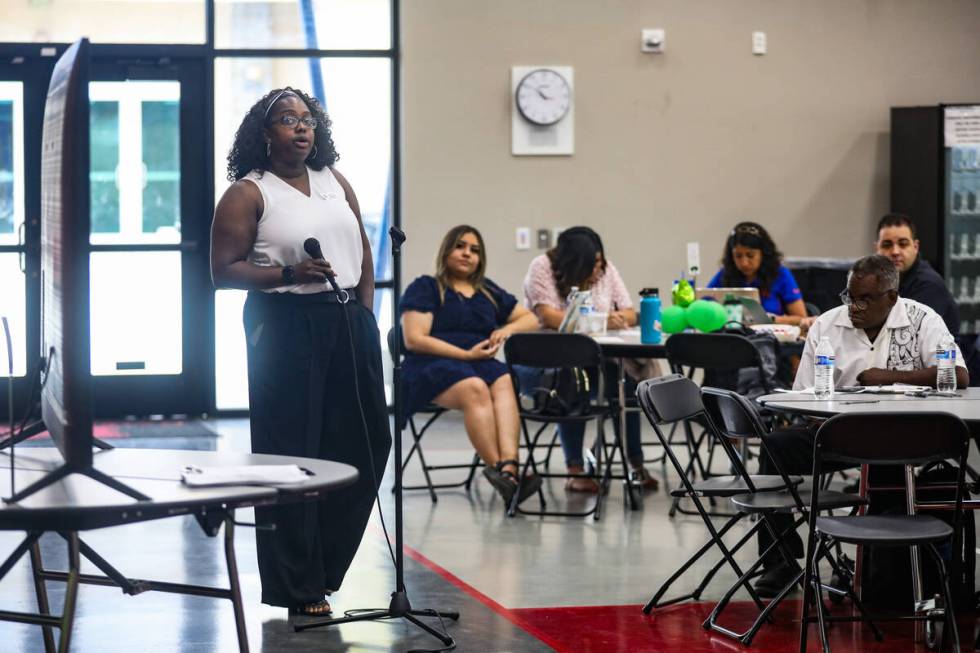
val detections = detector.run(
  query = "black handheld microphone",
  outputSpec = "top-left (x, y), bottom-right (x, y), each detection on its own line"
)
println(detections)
top-left (303, 237), bottom-right (343, 293)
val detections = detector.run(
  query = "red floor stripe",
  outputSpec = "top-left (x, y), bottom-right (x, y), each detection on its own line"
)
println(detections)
top-left (400, 541), bottom-right (571, 651)
top-left (397, 539), bottom-right (977, 652)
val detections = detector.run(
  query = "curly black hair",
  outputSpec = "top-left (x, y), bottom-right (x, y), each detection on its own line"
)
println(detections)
top-left (719, 221), bottom-right (783, 292)
top-left (226, 87), bottom-right (339, 182)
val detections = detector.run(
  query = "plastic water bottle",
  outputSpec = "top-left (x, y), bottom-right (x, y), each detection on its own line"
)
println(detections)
top-left (814, 336), bottom-right (835, 400)
top-left (640, 288), bottom-right (662, 344)
top-left (936, 335), bottom-right (958, 393)
top-left (566, 286), bottom-right (579, 306)
top-left (576, 291), bottom-right (593, 334)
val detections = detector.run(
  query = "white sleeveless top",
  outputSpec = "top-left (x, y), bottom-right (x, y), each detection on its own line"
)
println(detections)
top-left (244, 166), bottom-right (363, 294)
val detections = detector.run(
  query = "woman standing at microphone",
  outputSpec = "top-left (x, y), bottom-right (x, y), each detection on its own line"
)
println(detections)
top-left (210, 87), bottom-right (391, 617)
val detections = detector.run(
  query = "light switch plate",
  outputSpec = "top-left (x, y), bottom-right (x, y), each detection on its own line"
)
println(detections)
top-left (752, 31), bottom-right (767, 55)
top-left (516, 227), bottom-right (531, 250)
top-left (536, 229), bottom-right (552, 249)
top-left (687, 242), bottom-right (701, 277)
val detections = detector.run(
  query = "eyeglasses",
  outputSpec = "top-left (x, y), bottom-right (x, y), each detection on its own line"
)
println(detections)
top-left (273, 114), bottom-right (317, 129)
top-left (839, 288), bottom-right (891, 311)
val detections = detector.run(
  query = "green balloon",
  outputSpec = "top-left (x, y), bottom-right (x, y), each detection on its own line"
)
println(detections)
top-left (661, 305), bottom-right (688, 334)
top-left (704, 300), bottom-right (728, 332)
top-left (686, 300), bottom-right (727, 333)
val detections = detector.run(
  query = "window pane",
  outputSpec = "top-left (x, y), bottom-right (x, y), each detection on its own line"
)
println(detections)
top-left (90, 101), bottom-right (120, 235)
top-left (214, 289), bottom-right (248, 410)
top-left (213, 288), bottom-right (393, 410)
top-left (0, 82), bottom-right (24, 246)
top-left (0, 255), bottom-right (26, 377)
top-left (90, 252), bottom-right (182, 376)
top-left (215, 0), bottom-right (390, 50)
top-left (142, 101), bottom-right (181, 235)
top-left (1, 1), bottom-right (205, 44)
top-left (213, 58), bottom-right (392, 279)
top-left (90, 82), bottom-right (182, 245)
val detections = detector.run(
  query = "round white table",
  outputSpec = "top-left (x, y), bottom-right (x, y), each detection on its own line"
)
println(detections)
top-left (758, 387), bottom-right (980, 422)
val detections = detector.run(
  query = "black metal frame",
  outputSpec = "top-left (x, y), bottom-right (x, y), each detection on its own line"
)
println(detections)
top-left (635, 375), bottom-right (769, 615)
top-left (0, 0), bottom-right (401, 419)
top-left (384, 328), bottom-right (481, 502)
top-left (400, 409), bottom-right (482, 502)
top-left (800, 412), bottom-right (970, 653)
top-left (503, 333), bottom-right (620, 520)
top-left (697, 387), bottom-right (868, 646)
top-left (0, 511), bottom-right (249, 653)
top-left (663, 332), bottom-right (774, 517)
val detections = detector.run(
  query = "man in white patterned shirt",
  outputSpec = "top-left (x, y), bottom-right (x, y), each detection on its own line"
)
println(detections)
top-left (754, 254), bottom-right (968, 598)
top-left (795, 255), bottom-right (967, 390)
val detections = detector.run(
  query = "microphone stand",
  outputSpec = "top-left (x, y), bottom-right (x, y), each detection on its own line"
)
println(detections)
top-left (295, 226), bottom-right (458, 648)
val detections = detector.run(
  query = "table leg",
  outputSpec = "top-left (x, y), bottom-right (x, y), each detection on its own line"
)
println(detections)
top-left (58, 533), bottom-right (80, 653)
top-left (905, 464), bottom-right (931, 645)
top-left (617, 357), bottom-right (640, 509)
top-left (29, 537), bottom-right (55, 653)
top-left (223, 516), bottom-right (250, 653)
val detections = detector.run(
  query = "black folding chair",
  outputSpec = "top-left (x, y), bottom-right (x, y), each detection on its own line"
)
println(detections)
top-left (700, 387), bottom-right (868, 646)
top-left (504, 332), bottom-right (619, 519)
top-left (387, 328), bottom-right (481, 503)
top-left (801, 412), bottom-right (970, 652)
top-left (636, 374), bottom-right (796, 613)
top-left (664, 332), bottom-right (775, 516)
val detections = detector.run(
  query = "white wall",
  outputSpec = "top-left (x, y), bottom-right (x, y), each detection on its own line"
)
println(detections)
top-left (402, 0), bottom-right (980, 298)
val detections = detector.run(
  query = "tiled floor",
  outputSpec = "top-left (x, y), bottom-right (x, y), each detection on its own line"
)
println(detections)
top-left (0, 413), bottom-right (976, 651)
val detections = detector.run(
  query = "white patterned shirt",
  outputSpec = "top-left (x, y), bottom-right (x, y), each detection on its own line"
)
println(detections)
top-left (793, 298), bottom-right (965, 390)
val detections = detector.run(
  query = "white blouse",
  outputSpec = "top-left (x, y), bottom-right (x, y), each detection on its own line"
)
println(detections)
top-left (244, 166), bottom-right (363, 293)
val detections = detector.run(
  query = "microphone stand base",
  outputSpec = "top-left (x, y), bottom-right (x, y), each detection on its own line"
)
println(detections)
top-left (293, 591), bottom-right (459, 647)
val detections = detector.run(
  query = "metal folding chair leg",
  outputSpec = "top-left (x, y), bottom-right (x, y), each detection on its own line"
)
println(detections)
top-left (924, 543), bottom-right (960, 652)
top-left (643, 512), bottom-right (762, 611)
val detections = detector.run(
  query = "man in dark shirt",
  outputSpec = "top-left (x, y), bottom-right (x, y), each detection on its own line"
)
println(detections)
top-left (875, 213), bottom-right (980, 386)
top-left (875, 213), bottom-right (960, 334)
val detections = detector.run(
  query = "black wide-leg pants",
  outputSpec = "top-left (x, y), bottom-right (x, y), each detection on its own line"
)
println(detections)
top-left (243, 291), bottom-right (392, 608)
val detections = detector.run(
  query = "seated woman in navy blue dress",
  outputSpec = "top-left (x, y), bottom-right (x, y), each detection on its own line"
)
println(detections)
top-left (401, 225), bottom-right (542, 505)
top-left (707, 221), bottom-right (808, 325)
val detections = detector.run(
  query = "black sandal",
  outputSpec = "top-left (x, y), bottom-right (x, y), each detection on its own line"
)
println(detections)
top-left (289, 598), bottom-right (332, 617)
top-left (482, 459), bottom-right (519, 505)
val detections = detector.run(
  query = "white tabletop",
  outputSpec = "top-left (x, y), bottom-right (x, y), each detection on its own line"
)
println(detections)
top-left (0, 448), bottom-right (359, 530)
top-left (758, 387), bottom-right (980, 422)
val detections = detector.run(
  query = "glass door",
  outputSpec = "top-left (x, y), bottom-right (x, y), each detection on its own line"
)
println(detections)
top-left (88, 57), bottom-right (210, 416)
top-left (0, 57), bottom-right (50, 423)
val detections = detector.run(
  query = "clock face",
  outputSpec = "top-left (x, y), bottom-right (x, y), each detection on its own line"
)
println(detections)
top-left (515, 68), bottom-right (571, 126)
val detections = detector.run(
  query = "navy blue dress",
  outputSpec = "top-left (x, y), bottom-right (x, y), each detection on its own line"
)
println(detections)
top-left (400, 275), bottom-right (518, 420)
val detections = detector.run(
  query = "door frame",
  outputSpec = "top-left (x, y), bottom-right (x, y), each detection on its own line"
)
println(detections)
top-left (0, 53), bottom-right (56, 423)
top-left (87, 54), bottom-right (212, 417)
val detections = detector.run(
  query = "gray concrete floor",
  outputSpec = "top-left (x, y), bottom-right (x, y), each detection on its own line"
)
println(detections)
top-left (4, 411), bottom-right (951, 652)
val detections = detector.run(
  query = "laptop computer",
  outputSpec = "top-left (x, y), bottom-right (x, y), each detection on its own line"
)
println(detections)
top-left (695, 287), bottom-right (772, 326)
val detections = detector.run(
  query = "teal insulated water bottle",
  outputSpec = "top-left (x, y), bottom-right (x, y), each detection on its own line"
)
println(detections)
top-left (640, 288), bottom-right (662, 344)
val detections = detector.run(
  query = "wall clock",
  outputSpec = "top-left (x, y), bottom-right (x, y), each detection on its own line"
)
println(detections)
top-left (511, 65), bottom-right (574, 156)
